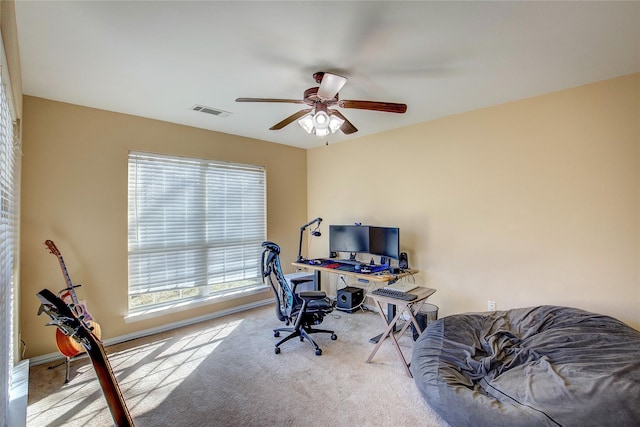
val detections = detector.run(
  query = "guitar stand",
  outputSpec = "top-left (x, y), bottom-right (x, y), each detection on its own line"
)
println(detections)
top-left (48, 356), bottom-right (72, 383)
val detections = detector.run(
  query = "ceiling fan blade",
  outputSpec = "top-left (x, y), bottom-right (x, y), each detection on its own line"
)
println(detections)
top-left (330, 110), bottom-right (358, 135)
top-left (269, 108), bottom-right (313, 130)
top-left (317, 73), bottom-right (347, 99)
top-left (236, 97), bottom-right (306, 104)
top-left (338, 100), bottom-right (407, 114)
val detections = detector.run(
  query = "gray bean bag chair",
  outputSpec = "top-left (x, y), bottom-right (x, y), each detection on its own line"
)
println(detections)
top-left (411, 305), bottom-right (640, 427)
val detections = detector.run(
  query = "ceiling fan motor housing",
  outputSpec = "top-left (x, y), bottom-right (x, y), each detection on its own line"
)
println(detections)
top-left (304, 87), bottom-right (339, 104)
top-left (313, 72), bottom-right (325, 83)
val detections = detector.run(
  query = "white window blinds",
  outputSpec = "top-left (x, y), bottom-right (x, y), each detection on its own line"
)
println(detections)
top-left (127, 152), bottom-right (266, 311)
top-left (0, 38), bottom-right (17, 426)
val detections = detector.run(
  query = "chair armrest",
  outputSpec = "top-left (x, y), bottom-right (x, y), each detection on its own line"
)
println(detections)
top-left (298, 291), bottom-right (327, 301)
top-left (290, 278), bottom-right (314, 293)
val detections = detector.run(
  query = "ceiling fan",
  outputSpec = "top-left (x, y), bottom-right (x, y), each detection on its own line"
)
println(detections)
top-left (236, 72), bottom-right (407, 137)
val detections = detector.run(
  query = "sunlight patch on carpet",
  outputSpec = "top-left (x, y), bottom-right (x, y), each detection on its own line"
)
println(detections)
top-left (27, 319), bottom-right (243, 426)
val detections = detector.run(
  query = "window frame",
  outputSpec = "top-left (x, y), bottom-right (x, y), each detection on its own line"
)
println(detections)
top-left (127, 151), bottom-right (268, 317)
top-left (0, 31), bottom-right (19, 426)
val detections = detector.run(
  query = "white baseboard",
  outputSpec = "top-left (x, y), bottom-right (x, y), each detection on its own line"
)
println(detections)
top-left (29, 298), bottom-right (273, 366)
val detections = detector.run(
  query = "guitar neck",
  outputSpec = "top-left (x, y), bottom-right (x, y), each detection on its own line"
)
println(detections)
top-left (45, 240), bottom-right (78, 301)
top-left (86, 338), bottom-right (135, 427)
top-left (57, 255), bottom-right (72, 286)
top-left (56, 253), bottom-right (80, 304)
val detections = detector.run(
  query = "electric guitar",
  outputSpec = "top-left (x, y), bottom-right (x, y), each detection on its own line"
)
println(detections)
top-left (44, 239), bottom-right (102, 358)
top-left (37, 288), bottom-right (135, 427)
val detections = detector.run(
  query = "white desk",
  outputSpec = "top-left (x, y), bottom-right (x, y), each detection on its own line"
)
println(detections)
top-left (366, 286), bottom-right (437, 377)
top-left (292, 259), bottom-right (420, 335)
top-left (291, 260), bottom-right (418, 291)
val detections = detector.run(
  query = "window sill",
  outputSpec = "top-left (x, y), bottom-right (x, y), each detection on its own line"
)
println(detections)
top-left (125, 284), bottom-right (270, 323)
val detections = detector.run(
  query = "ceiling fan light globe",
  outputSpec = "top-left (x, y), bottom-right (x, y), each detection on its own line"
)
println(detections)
top-left (297, 113), bottom-right (314, 134)
top-left (328, 114), bottom-right (345, 133)
top-left (312, 111), bottom-right (330, 130)
top-left (297, 107), bottom-right (344, 137)
top-left (314, 127), bottom-right (330, 137)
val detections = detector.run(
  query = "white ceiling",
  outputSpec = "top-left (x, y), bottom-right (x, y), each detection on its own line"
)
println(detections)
top-left (14, 1), bottom-right (640, 149)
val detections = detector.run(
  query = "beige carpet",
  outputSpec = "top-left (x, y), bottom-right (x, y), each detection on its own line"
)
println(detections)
top-left (27, 304), bottom-right (449, 426)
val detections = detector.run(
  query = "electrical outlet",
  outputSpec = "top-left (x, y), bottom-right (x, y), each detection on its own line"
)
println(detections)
top-left (487, 300), bottom-right (496, 311)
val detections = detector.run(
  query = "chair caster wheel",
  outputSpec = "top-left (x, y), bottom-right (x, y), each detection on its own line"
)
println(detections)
top-left (275, 347), bottom-right (281, 354)
top-left (299, 336), bottom-right (304, 341)
top-left (274, 331), bottom-right (280, 337)
top-left (315, 349), bottom-right (322, 356)
top-left (331, 334), bottom-right (337, 340)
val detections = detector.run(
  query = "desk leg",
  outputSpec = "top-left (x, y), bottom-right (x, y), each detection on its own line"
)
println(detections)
top-left (369, 303), bottom-right (398, 344)
top-left (366, 300), bottom-right (412, 377)
top-left (314, 270), bottom-right (321, 291)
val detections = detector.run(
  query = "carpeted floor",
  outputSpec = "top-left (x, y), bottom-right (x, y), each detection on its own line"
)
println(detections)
top-left (27, 304), bottom-right (449, 426)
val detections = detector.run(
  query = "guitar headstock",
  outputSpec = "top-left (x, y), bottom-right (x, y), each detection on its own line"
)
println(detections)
top-left (37, 288), bottom-right (96, 350)
top-left (44, 240), bottom-right (61, 257)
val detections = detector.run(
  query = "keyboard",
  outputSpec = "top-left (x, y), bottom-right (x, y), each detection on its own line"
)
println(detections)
top-left (318, 259), bottom-right (387, 273)
top-left (371, 287), bottom-right (417, 301)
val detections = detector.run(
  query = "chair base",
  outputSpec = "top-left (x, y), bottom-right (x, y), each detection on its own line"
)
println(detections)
top-left (274, 325), bottom-right (337, 356)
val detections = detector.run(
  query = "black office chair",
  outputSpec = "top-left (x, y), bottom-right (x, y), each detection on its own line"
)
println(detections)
top-left (261, 241), bottom-right (337, 355)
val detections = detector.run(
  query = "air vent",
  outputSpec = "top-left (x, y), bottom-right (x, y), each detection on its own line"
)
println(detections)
top-left (191, 104), bottom-right (232, 118)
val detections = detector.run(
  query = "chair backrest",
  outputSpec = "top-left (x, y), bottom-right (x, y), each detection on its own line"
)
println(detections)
top-left (261, 241), bottom-right (298, 322)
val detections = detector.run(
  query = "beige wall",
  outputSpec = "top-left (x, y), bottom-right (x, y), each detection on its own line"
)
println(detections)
top-left (307, 73), bottom-right (640, 329)
top-left (20, 97), bottom-right (309, 358)
top-left (19, 74), bottom-right (640, 359)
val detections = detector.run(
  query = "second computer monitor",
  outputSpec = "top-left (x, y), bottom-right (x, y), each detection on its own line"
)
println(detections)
top-left (369, 226), bottom-right (400, 260)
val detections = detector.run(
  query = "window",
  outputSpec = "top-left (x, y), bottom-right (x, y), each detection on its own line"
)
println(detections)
top-left (128, 152), bottom-right (266, 313)
top-left (0, 35), bottom-right (18, 426)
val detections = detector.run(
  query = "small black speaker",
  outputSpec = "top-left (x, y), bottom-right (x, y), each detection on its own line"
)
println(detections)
top-left (399, 252), bottom-right (409, 269)
top-left (336, 286), bottom-right (364, 313)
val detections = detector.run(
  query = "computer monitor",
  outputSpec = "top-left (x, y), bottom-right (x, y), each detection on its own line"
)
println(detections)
top-left (369, 226), bottom-right (400, 260)
top-left (329, 225), bottom-right (370, 256)
top-left (329, 225), bottom-right (401, 260)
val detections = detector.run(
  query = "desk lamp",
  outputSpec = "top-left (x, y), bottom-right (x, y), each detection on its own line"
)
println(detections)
top-left (296, 217), bottom-right (322, 262)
